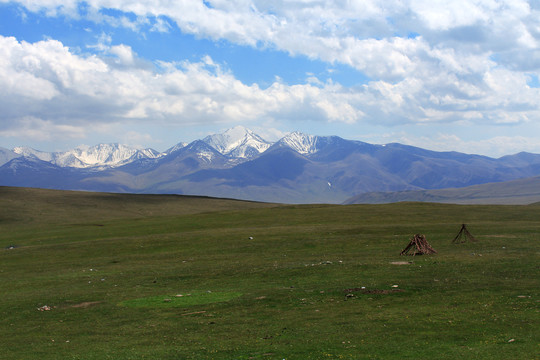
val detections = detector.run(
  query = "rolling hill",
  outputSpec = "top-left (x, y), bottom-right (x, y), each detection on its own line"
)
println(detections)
top-left (343, 175), bottom-right (540, 205)
top-left (0, 186), bottom-right (538, 359)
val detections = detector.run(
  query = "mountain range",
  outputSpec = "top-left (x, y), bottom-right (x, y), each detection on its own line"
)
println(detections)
top-left (2, 125), bottom-right (540, 204)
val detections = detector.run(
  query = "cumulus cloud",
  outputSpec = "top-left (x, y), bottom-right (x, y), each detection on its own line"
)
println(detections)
top-left (6, 1), bottom-right (539, 63)
top-left (6, 2), bottom-right (539, 88)
top-left (2, 0), bottom-right (540, 155)
top-left (0, 35), bottom-right (369, 138)
top-left (1, 31), bottom-right (539, 142)
top-left (0, 116), bottom-right (86, 141)
top-left (109, 44), bottom-right (136, 66)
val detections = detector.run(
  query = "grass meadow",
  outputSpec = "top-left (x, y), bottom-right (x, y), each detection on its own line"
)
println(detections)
top-left (0, 187), bottom-right (538, 359)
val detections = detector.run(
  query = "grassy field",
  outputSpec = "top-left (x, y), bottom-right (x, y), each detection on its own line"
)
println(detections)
top-left (0, 187), bottom-right (538, 359)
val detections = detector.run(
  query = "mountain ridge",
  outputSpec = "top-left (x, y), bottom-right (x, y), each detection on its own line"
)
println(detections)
top-left (2, 127), bottom-right (540, 204)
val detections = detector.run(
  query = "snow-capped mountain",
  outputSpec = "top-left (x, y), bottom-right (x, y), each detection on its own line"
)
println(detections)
top-left (274, 131), bottom-right (322, 155)
top-left (202, 125), bottom-right (272, 158)
top-left (4, 126), bottom-right (540, 204)
top-left (13, 147), bottom-right (53, 162)
top-left (165, 142), bottom-right (188, 154)
top-left (7, 127), bottom-right (299, 170)
top-left (0, 147), bottom-right (22, 166)
top-left (13, 144), bottom-right (162, 169)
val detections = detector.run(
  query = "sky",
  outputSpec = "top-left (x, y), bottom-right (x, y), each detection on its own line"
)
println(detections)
top-left (0, 1), bottom-right (539, 157)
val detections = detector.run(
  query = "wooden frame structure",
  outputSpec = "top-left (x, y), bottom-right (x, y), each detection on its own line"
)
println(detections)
top-left (400, 234), bottom-right (437, 256)
top-left (452, 224), bottom-right (476, 243)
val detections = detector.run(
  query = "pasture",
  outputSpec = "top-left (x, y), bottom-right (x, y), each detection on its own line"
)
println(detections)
top-left (0, 187), bottom-right (538, 359)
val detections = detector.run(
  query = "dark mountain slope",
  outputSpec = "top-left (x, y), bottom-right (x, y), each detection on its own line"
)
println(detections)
top-left (343, 175), bottom-right (540, 205)
top-left (185, 147), bottom-right (310, 187)
top-left (0, 157), bottom-right (85, 190)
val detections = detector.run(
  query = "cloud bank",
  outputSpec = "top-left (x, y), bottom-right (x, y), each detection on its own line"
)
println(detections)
top-left (0, 0), bottom-right (539, 156)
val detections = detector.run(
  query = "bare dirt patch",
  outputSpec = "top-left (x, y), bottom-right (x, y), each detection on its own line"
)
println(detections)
top-left (69, 301), bottom-right (102, 308)
top-left (344, 288), bottom-right (404, 295)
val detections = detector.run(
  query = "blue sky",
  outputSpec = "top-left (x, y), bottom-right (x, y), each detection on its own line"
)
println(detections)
top-left (0, 0), bottom-right (539, 157)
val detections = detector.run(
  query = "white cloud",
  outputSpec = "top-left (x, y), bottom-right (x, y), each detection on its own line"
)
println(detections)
top-left (6, 1), bottom-right (540, 76)
top-left (0, 37), bottom-right (59, 100)
top-left (109, 44), bottom-right (135, 66)
top-left (409, 0), bottom-right (494, 30)
top-left (0, 116), bottom-right (86, 141)
top-left (0, 35), bottom-right (374, 138)
top-left (120, 130), bottom-right (158, 148)
top-left (2, 1), bottom-right (540, 156)
top-left (2, 0), bottom-right (80, 17)
top-left (2, 33), bottom-right (539, 148)
top-left (150, 16), bottom-right (172, 33)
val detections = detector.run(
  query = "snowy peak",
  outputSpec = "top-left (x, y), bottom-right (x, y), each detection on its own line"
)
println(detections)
top-left (0, 147), bottom-right (22, 166)
top-left (276, 131), bottom-right (321, 155)
top-left (13, 146), bottom-right (59, 164)
top-left (14, 144), bottom-right (162, 168)
top-left (203, 126), bottom-right (272, 158)
top-left (162, 140), bottom-right (232, 168)
top-left (13, 146), bottom-right (53, 161)
top-left (165, 142), bottom-right (187, 154)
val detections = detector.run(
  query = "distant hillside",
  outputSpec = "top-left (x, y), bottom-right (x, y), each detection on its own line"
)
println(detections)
top-left (0, 186), bottom-right (278, 226)
top-left (343, 175), bottom-right (540, 205)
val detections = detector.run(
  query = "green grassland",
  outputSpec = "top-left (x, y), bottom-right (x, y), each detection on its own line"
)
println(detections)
top-left (0, 187), bottom-right (538, 359)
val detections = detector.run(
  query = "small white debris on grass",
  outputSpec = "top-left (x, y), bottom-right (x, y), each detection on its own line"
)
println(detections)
top-left (392, 285), bottom-right (399, 288)
top-left (508, 338), bottom-right (515, 343)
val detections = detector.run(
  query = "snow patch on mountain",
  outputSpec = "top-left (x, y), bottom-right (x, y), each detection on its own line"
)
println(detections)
top-left (183, 140), bottom-right (222, 164)
top-left (13, 147), bottom-right (54, 162)
top-left (203, 125), bottom-right (272, 158)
